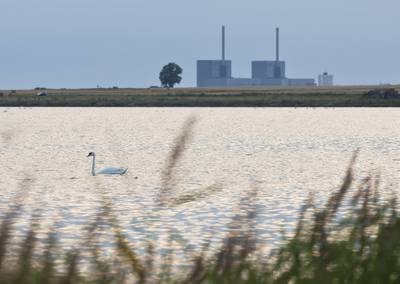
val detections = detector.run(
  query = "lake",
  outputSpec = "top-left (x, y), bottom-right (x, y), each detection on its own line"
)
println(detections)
top-left (1, 107), bottom-right (400, 254)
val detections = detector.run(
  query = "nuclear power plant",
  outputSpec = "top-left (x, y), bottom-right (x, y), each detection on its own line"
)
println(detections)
top-left (197, 26), bottom-right (315, 88)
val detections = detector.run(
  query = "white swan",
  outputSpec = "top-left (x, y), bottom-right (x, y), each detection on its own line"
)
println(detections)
top-left (87, 152), bottom-right (128, 176)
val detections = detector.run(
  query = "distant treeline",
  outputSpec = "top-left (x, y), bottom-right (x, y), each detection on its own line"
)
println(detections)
top-left (1, 86), bottom-right (400, 107)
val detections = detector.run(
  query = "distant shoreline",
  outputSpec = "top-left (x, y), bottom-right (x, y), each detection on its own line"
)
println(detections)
top-left (1, 85), bottom-right (400, 107)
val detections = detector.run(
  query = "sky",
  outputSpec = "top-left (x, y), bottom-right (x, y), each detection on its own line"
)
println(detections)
top-left (1, 0), bottom-right (400, 89)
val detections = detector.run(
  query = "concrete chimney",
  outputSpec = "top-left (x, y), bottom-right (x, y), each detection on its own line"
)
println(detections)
top-left (222, 26), bottom-right (225, 61)
top-left (222, 25), bottom-right (225, 61)
top-left (275, 27), bottom-right (280, 61)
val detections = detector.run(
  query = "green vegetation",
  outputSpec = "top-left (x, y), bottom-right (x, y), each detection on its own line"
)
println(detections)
top-left (1, 85), bottom-right (400, 107)
top-left (159, 63), bottom-right (183, 88)
top-left (1, 120), bottom-right (400, 283)
top-left (1, 154), bottom-right (400, 283)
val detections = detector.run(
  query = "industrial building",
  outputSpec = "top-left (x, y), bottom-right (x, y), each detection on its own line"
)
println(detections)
top-left (318, 72), bottom-right (334, 86)
top-left (197, 26), bottom-right (315, 88)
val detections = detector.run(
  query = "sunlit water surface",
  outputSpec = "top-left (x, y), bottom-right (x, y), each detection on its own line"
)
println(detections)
top-left (1, 107), bottom-right (400, 257)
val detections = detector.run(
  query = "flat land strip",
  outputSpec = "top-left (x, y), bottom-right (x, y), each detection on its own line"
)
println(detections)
top-left (1, 85), bottom-right (400, 107)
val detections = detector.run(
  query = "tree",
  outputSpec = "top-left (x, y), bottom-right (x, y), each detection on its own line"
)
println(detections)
top-left (159, 63), bottom-right (183, 88)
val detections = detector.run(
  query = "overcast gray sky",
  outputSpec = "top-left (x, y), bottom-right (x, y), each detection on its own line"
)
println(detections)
top-left (1, 0), bottom-right (399, 89)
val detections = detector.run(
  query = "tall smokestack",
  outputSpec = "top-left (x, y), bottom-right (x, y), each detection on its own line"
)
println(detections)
top-left (222, 25), bottom-right (225, 61)
top-left (275, 27), bottom-right (280, 61)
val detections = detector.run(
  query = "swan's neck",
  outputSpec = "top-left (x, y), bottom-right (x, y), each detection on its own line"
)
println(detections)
top-left (91, 156), bottom-right (96, 176)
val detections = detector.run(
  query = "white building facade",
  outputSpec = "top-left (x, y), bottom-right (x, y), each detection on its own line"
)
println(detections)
top-left (318, 72), bottom-right (334, 86)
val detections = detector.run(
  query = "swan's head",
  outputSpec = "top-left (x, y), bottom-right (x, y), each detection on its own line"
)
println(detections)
top-left (87, 152), bottom-right (95, 158)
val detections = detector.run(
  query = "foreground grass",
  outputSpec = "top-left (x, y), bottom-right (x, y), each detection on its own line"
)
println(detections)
top-left (1, 85), bottom-right (400, 107)
top-left (1, 119), bottom-right (400, 283)
top-left (1, 158), bottom-right (400, 283)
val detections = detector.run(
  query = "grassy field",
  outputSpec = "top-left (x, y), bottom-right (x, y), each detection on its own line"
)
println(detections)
top-left (1, 85), bottom-right (400, 107)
